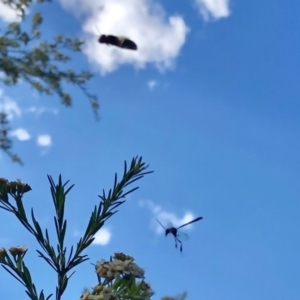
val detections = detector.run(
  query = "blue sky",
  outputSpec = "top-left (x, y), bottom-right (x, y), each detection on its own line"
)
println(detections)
top-left (1, 0), bottom-right (300, 299)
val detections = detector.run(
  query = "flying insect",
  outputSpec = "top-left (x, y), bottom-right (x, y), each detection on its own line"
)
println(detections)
top-left (98, 34), bottom-right (138, 50)
top-left (156, 216), bottom-right (203, 253)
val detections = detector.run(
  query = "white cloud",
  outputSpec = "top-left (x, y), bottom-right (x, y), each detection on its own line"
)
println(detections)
top-left (37, 134), bottom-right (52, 147)
top-left (10, 128), bottom-right (31, 141)
top-left (59, 0), bottom-right (189, 74)
top-left (0, 237), bottom-right (9, 245)
top-left (25, 106), bottom-right (59, 116)
top-left (139, 199), bottom-right (200, 235)
top-left (147, 80), bottom-right (158, 91)
top-left (73, 230), bottom-right (81, 237)
top-left (0, 2), bottom-right (22, 22)
top-left (0, 88), bottom-right (22, 120)
top-left (195, 0), bottom-right (230, 21)
top-left (92, 228), bottom-right (111, 245)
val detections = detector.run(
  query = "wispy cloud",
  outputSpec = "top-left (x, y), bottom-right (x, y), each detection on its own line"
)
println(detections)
top-left (73, 227), bottom-right (111, 246)
top-left (92, 228), bottom-right (112, 245)
top-left (195, 0), bottom-right (231, 21)
top-left (139, 199), bottom-right (200, 234)
top-left (36, 134), bottom-right (52, 147)
top-left (59, 0), bottom-right (189, 74)
top-left (25, 106), bottom-right (59, 117)
top-left (0, 237), bottom-right (10, 245)
top-left (0, 88), bottom-right (22, 120)
top-left (10, 128), bottom-right (31, 141)
top-left (147, 80), bottom-right (158, 91)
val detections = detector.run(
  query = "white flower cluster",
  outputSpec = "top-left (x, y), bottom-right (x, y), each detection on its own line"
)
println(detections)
top-left (96, 254), bottom-right (145, 279)
top-left (80, 252), bottom-right (153, 300)
top-left (81, 287), bottom-right (115, 300)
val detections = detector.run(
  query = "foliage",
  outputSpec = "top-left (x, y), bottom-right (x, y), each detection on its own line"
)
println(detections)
top-left (161, 292), bottom-right (187, 300)
top-left (2, 0), bottom-right (50, 19)
top-left (1, 2), bottom-right (192, 300)
top-left (81, 253), bottom-right (153, 300)
top-left (0, 111), bottom-right (23, 164)
top-left (0, 0), bottom-right (99, 164)
top-left (0, 156), bottom-right (153, 300)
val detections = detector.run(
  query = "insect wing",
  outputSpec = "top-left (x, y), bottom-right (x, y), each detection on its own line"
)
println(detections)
top-left (166, 221), bottom-right (173, 229)
top-left (177, 217), bottom-right (203, 229)
top-left (176, 230), bottom-right (189, 241)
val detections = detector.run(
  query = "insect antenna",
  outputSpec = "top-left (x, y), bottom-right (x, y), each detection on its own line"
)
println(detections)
top-left (91, 26), bottom-right (101, 40)
top-left (95, 25), bottom-right (101, 34)
top-left (156, 218), bottom-right (166, 230)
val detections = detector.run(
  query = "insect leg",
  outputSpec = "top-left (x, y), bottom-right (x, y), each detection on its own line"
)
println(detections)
top-left (176, 238), bottom-right (183, 253)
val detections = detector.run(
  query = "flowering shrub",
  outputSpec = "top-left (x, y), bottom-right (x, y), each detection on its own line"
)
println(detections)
top-left (81, 252), bottom-right (153, 300)
top-left (0, 156), bottom-right (153, 300)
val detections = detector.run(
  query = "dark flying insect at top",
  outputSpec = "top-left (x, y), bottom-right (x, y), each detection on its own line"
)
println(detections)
top-left (98, 35), bottom-right (138, 50)
top-left (156, 216), bottom-right (203, 253)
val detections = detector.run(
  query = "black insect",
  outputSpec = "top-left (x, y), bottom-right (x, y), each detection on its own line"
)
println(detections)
top-left (98, 35), bottom-right (138, 50)
top-left (156, 216), bottom-right (203, 253)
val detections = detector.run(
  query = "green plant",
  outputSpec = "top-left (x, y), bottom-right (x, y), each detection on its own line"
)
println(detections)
top-left (0, 0), bottom-right (99, 164)
top-left (0, 156), bottom-right (153, 300)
